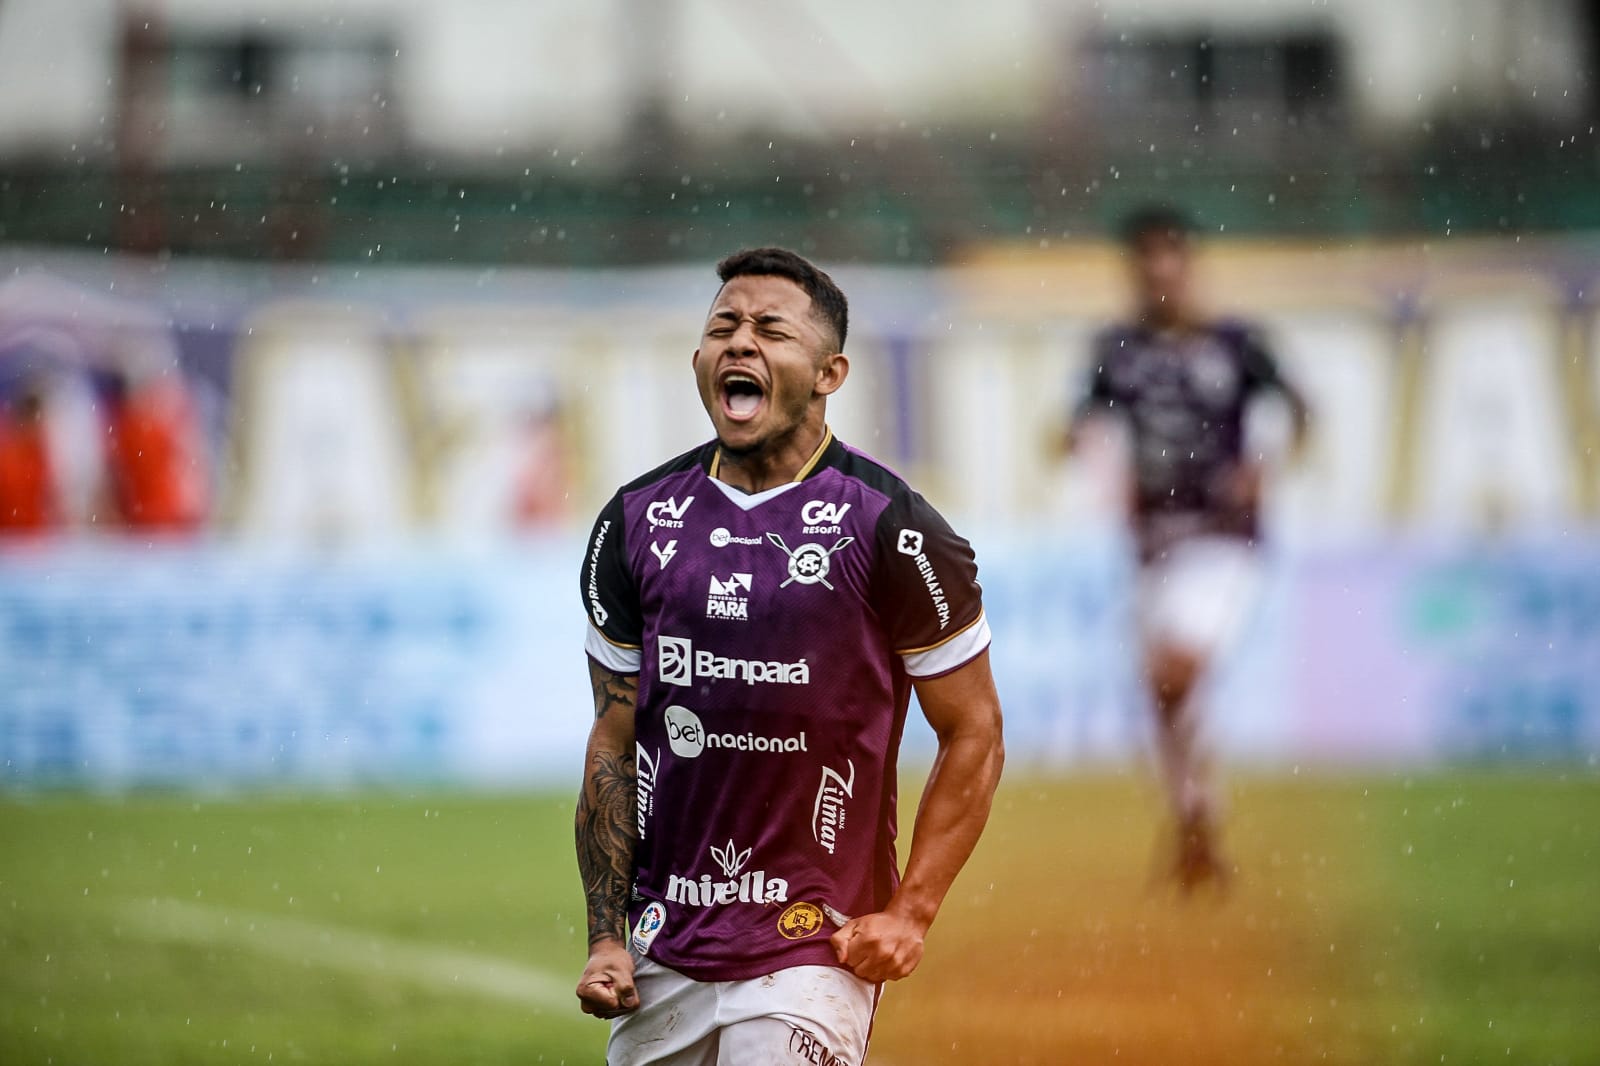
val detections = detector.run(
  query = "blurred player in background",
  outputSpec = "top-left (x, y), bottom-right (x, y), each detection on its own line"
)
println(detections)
top-left (575, 247), bottom-right (1005, 1064)
top-left (1064, 207), bottom-right (1310, 892)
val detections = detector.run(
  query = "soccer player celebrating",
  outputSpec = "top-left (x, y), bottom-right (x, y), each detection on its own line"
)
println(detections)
top-left (575, 248), bottom-right (1005, 1063)
top-left (1065, 208), bottom-right (1310, 892)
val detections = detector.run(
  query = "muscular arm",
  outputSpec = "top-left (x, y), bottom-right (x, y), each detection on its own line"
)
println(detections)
top-left (832, 649), bottom-right (1005, 982)
top-left (574, 658), bottom-right (641, 1017)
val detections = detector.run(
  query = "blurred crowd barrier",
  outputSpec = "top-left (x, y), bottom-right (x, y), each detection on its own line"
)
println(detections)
top-left (1, 238), bottom-right (1597, 787)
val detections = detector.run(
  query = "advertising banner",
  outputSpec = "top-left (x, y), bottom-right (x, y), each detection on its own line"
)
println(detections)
top-left (4, 537), bottom-right (1595, 789)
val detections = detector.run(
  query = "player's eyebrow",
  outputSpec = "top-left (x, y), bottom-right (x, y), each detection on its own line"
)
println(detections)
top-left (708, 309), bottom-right (796, 328)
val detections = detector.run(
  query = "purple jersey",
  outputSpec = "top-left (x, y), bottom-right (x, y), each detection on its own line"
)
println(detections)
top-left (1077, 320), bottom-right (1292, 562)
top-left (581, 429), bottom-right (989, 981)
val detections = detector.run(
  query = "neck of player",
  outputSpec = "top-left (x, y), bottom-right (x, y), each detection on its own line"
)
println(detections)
top-left (715, 414), bottom-right (827, 494)
top-left (1141, 299), bottom-right (1199, 335)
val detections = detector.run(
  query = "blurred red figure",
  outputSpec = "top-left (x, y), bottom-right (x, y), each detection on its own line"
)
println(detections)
top-left (0, 382), bottom-right (57, 533)
top-left (102, 370), bottom-right (208, 531)
top-left (511, 402), bottom-right (571, 527)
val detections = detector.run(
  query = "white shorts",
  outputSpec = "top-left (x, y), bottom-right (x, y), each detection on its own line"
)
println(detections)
top-left (608, 956), bottom-right (879, 1066)
top-left (1137, 536), bottom-right (1263, 661)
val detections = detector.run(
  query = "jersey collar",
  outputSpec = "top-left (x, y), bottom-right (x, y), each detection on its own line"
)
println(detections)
top-left (707, 425), bottom-right (835, 485)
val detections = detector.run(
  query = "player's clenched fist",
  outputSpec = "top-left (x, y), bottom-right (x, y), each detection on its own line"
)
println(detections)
top-left (830, 911), bottom-right (926, 983)
top-left (576, 940), bottom-right (640, 1019)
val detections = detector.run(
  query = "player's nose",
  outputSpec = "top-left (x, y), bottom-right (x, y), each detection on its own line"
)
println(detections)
top-left (724, 321), bottom-right (761, 356)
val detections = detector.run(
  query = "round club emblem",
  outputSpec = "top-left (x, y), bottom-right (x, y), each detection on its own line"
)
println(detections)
top-left (789, 543), bottom-right (831, 584)
top-left (776, 901), bottom-right (825, 940)
top-left (766, 533), bottom-right (854, 591)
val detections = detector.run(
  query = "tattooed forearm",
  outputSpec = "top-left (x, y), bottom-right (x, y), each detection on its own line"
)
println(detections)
top-left (576, 748), bottom-right (637, 946)
top-left (589, 661), bottom-right (639, 722)
top-left (577, 659), bottom-right (638, 947)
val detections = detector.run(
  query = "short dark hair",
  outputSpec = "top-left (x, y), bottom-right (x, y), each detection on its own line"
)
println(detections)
top-left (1119, 205), bottom-right (1194, 248)
top-left (715, 247), bottom-right (848, 352)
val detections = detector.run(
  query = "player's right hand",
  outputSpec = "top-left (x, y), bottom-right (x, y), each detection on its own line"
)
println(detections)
top-left (576, 939), bottom-right (640, 1019)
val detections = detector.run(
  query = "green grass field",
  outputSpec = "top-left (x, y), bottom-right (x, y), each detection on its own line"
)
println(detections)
top-left (2, 770), bottom-right (1596, 1065)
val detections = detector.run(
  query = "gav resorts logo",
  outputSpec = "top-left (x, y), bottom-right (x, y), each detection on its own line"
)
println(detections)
top-left (812, 759), bottom-right (854, 855)
top-left (666, 840), bottom-right (789, 908)
top-left (766, 532), bottom-right (854, 590)
top-left (647, 495), bottom-right (695, 529)
top-left (800, 499), bottom-right (851, 535)
top-left (664, 705), bottom-right (809, 759)
top-left (657, 635), bottom-right (810, 687)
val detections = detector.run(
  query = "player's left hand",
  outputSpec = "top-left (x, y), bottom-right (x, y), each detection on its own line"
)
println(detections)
top-left (830, 910), bottom-right (926, 983)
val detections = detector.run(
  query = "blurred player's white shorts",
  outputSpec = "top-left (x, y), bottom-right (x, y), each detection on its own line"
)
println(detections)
top-left (1137, 535), bottom-right (1263, 660)
top-left (608, 956), bottom-right (878, 1066)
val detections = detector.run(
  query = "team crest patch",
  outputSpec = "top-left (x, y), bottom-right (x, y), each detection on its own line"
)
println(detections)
top-left (766, 533), bottom-right (853, 590)
top-left (631, 901), bottom-right (666, 954)
top-left (776, 901), bottom-right (826, 940)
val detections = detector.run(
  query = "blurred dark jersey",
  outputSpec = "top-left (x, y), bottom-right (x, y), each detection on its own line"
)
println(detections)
top-left (1077, 320), bottom-right (1292, 563)
top-left (580, 430), bottom-right (988, 981)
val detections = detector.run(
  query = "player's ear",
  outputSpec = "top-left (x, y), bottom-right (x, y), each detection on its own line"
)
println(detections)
top-left (691, 347), bottom-right (702, 372)
top-left (814, 351), bottom-right (848, 398)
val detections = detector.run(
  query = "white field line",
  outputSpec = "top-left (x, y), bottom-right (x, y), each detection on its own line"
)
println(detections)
top-left (119, 898), bottom-right (573, 1009)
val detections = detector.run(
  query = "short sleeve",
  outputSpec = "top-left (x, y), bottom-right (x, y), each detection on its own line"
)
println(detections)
top-left (871, 490), bottom-right (990, 679)
top-left (580, 492), bottom-right (643, 673)
top-left (1238, 327), bottom-right (1289, 397)
top-left (1073, 331), bottom-right (1122, 420)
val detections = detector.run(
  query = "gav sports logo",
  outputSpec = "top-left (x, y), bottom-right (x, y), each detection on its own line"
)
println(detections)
top-left (647, 495), bottom-right (695, 529)
top-left (666, 839), bottom-right (790, 908)
top-left (664, 705), bottom-right (809, 758)
top-left (658, 635), bottom-right (810, 687)
top-left (812, 759), bottom-right (854, 855)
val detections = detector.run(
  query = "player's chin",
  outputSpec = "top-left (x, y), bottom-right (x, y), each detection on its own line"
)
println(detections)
top-left (713, 420), bottom-right (766, 456)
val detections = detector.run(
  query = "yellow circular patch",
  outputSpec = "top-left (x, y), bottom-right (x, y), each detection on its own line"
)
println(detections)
top-left (776, 901), bottom-right (825, 940)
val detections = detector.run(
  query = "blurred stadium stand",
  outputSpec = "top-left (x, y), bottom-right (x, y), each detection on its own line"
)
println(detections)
top-left (0, 0), bottom-right (1597, 261)
top-left (0, 0), bottom-right (1597, 788)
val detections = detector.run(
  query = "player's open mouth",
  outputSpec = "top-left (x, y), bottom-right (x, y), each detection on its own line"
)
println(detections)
top-left (720, 372), bottom-right (765, 421)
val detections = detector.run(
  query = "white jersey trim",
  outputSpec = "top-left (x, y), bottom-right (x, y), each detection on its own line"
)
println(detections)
top-left (706, 477), bottom-right (804, 512)
top-left (901, 612), bottom-right (991, 679)
top-left (586, 625), bottom-right (643, 673)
